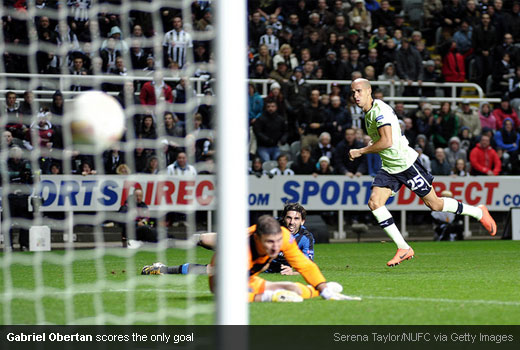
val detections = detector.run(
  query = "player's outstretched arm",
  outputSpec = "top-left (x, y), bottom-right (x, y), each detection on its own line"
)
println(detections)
top-left (317, 282), bottom-right (362, 301)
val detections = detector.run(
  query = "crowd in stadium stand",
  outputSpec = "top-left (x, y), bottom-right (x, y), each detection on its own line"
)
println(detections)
top-left (247, 0), bottom-right (520, 177)
top-left (1, 0), bottom-right (520, 181)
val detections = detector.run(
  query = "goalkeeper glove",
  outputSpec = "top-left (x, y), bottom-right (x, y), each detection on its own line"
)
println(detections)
top-left (261, 289), bottom-right (303, 302)
top-left (320, 282), bottom-right (362, 301)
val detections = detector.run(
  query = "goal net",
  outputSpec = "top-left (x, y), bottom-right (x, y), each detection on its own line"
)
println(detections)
top-left (0, 0), bottom-right (249, 326)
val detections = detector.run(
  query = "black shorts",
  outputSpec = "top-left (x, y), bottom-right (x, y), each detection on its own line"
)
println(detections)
top-left (372, 158), bottom-right (434, 198)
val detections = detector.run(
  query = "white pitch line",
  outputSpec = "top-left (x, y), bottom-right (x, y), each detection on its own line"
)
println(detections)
top-left (362, 295), bottom-right (520, 306)
top-left (19, 289), bottom-right (520, 306)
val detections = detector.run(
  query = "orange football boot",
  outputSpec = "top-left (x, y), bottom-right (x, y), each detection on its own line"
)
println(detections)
top-left (478, 205), bottom-right (497, 236)
top-left (387, 247), bottom-right (415, 267)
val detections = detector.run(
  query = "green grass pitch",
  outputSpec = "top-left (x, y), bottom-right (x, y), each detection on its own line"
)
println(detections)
top-left (1, 240), bottom-right (519, 325)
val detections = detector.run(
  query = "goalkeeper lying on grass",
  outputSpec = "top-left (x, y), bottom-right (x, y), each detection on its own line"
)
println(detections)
top-left (143, 202), bottom-right (314, 276)
top-left (143, 215), bottom-right (360, 302)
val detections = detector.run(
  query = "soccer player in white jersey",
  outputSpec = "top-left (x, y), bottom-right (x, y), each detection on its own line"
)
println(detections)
top-left (348, 79), bottom-right (497, 267)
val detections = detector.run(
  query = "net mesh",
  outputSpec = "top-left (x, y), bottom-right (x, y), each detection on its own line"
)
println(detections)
top-left (0, 0), bottom-right (215, 324)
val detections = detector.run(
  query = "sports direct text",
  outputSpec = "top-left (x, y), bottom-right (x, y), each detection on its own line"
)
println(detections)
top-left (36, 175), bottom-right (517, 212)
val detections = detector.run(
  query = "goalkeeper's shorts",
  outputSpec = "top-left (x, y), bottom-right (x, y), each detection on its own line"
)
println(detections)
top-left (248, 276), bottom-right (266, 302)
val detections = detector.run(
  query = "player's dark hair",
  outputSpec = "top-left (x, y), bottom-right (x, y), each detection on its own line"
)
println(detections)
top-left (256, 215), bottom-right (281, 236)
top-left (282, 202), bottom-right (307, 221)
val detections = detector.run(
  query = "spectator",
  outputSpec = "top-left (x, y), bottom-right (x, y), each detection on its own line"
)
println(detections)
top-left (472, 13), bottom-right (496, 89)
top-left (395, 38), bottom-right (423, 96)
top-left (138, 115), bottom-right (157, 140)
top-left (269, 61), bottom-right (292, 85)
top-left (101, 26), bottom-right (128, 54)
top-left (452, 20), bottom-right (473, 57)
top-left (50, 90), bottom-right (64, 116)
top-left (442, 0), bottom-right (465, 32)
top-left (493, 96), bottom-right (520, 129)
top-left (415, 145), bottom-right (432, 172)
top-left (303, 13), bottom-right (325, 41)
top-left (144, 155), bottom-right (160, 174)
top-left (432, 102), bottom-right (459, 148)
top-left (416, 134), bottom-right (434, 159)
top-left (166, 151), bottom-right (197, 176)
top-left (18, 90), bottom-right (34, 118)
top-left (266, 82), bottom-right (287, 119)
top-left (363, 48), bottom-right (383, 77)
top-left (164, 112), bottom-right (184, 138)
top-left (464, 0), bottom-right (480, 29)
top-left (479, 102), bottom-right (498, 131)
top-left (250, 61), bottom-right (269, 83)
top-left (133, 143), bottom-right (151, 173)
top-left (327, 15), bottom-right (349, 42)
top-left (451, 158), bottom-right (470, 176)
top-left (254, 100), bottom-right (287, 162)
top-left (312, 131), bottom-right (334, 161)
top-left (273, 44), bottom-right (299, 72)
top-left (491, 52), bottom-right (515, 96)
top-left (495, 118), bottom-right (520, 153)
top-left (259, 25), bottom-right (279, 57)
top-left (456, 100), bottom-right (481, 138)
top-left (494, 33), bottom-right (519, 67)
top-left (301, 89), bottom-right (326, 149)
top-left (509, 66), bottom-right (520, 111)
top-left (403, 117), bottom-right (416, 147)
top-left (253, 44), bottom-right (273, 72)
top-left (470, 134), bottom-right (501, 175)
top-left (423, 1), bottom-right (444, 43)
top-left (130, 39), bottom-right (148, 70)
top-left (316, 155), bottom-right (333, 175)
top-left (345, 48), bottom-right (364, 77)
top-left (248, 11), bottom-right (266, 47)
top-left (320, 50), bottom-right (343, 80)
top-left (139, 71), bottom-right (174, 106)
top-left (99, 38), bottom-right (121, 73)
top-left (414, 103), bottom-right (435, 138)
top-left (163, 16), bottom-right (193, 69)
top-left (285, 13), bottom-right (304, 45)
top-left (510, 148), bottom-right (520, 175)
top-left (315, 0), bottom-right (335, 26)
top-left (431, 147), bottom-right (452, 175)
top-left (378, 62), bottom-right (402, 98)
top-left (80, 161), bottom-right (96, 176)
top-left (249, 156), bottom-right (267, 177)
top-left (333, 128), bottom-right (367, 177)
top-left (349, 0), bottom-right (372, 34)
top-left (444, 136), bottom-right (467, 169)
top-left (291, 146), bottom-right (317, 175)
top-left (248, 83), bottom-right (264, 124)
top-left (4, 147), bottom-right (33, 251)
top-left (441, 40), bottom-right (466, 86)
top-left (103, 146), bottom-right (125, 175)
top-left (285, 67), bottom-right (311, 131)
top-left (327, 96), bottom-right (351, 144)
top-left (372, 0), bottom-right (394, 29)
top-left (270, 154), bottom-right (294, 176)
top-left (69, 56), bottom-right (89, 91)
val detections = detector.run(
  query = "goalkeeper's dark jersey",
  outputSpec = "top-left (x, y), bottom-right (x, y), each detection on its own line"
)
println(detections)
top-left (265, 225), bottom-right (315, 273)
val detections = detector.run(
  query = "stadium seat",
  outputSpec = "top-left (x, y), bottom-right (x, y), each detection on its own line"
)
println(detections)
top-left (290, 141), bottom-right (301, 159)
top-left (262, 160), bottom-right (278, 172)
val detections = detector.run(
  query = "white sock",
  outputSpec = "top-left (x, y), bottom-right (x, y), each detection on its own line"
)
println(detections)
top-left (441, 197), bottom-right (482, 220)
top-left (372, 206), bottom-right (410, 250)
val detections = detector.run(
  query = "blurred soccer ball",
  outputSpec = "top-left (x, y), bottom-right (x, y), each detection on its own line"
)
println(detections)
top-left (68, 91), bottom-right (125, 152)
